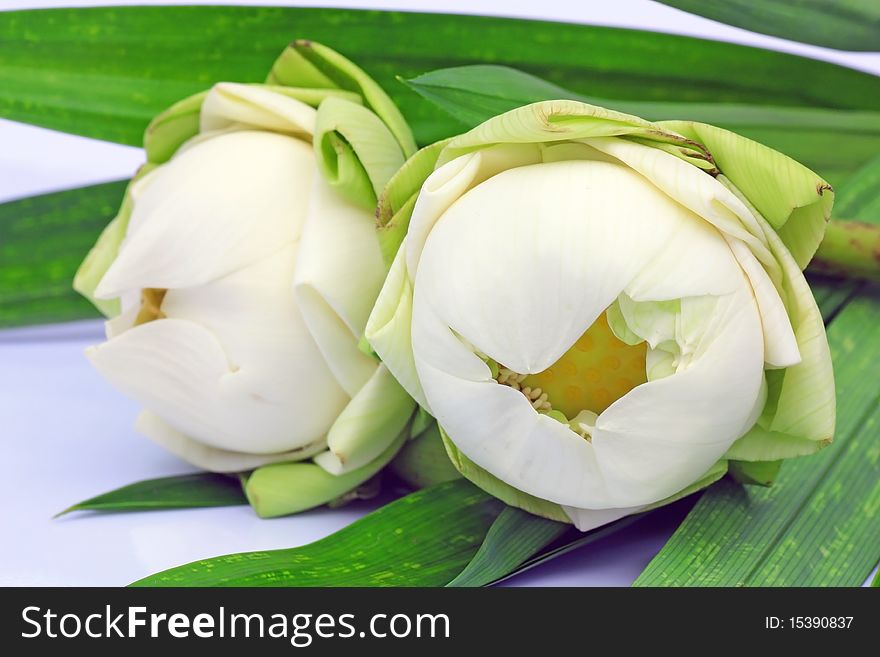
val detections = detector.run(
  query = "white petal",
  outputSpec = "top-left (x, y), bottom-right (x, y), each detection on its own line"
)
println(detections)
top-left (727, 237), bottom-right (800, 367)
top-left (405, 144), bottom-right (542, 277)
top-left (411, 155), bottom-right (768, 509)
top-left (585, 136), bottom-right (800, 367)
top-left (294, 176), bottom-right (386, 396)
top-left (413, 159), bottom-right (736, 376)
top-left (562, 504), bottom-right (643, 532)
top-left (590, 286), bottom-right (764, 506)
top-left (758, 215), bottom-right (835, 441)
top-left (88, 272), bottom-right (348, 454)
top-left (200, 82), bottom-right (316, 138)
top-left (136, 411), bottom-right (325, 473)
top-left (364, 242), bottom-right (429, 409)
top-left (623, 206), bottom-right (741, 301)
top-left (104, 301), bottom-right (139, 339)
top-left (416, 281), bottom-right (763, 509)
top-left (405, 152), bottom-right (483, 279)
top-left (617, 296), bottom-right (679, 349)
top-left (645, 345), bottom-right (677, 381)
top-left (586, 137), bottom-right (774, 266)
top-left (315, 364), bottom-right (415, 475)
top-left (95, 130), bottom-right (313, 298)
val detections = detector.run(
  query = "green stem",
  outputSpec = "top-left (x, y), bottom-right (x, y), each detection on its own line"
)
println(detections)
top-left (808, 220), bottom-right (880, 282)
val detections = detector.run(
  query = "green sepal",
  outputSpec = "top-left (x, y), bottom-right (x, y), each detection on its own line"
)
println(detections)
top-left (72, 163), bottom-right (157, 317)
top-left (726, 422), bottom-right (830, 461)
top-left (245, 427), bottom-right (407, 518)
top-left (440, 427), bottom-right (570, 523)
top-left (376, 139), bottom-right (450, 266)
top-left (314, 95), bottom-right (406, 210)
top-left (436, 100), bottom-right (714, 173)
top-left (441, 420), bottom-right (727, 524)
top-left (390, 423), bottom-right (462, 490)
top-left (409, 406), bottom-right (434, 438)
top-left (729, 459), bottom-right (783, 487)
top-left (144, 90), bottom-right (207, 164)
top-left (660, 120), bottom-right (834, 269)
top-left (268, 39), bottom-right (416, 158)
top-left (642, 460), bottom-right (729, 512)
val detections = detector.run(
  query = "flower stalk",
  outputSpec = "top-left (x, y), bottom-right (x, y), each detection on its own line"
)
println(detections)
top-left (809, 220), bottom-right (880, 282)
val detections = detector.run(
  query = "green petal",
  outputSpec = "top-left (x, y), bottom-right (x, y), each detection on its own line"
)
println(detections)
top-left (660, 120), bottom-right (834, 269)
top-left (268, 39), bottom-right (416, 158)
top-left (727, 420), bottom-right (830, 461)
top-left (72, 164), bottom-right (157, 316)
top-left (408, 406), bottom-right (434, 438)
top-left (314, 95), bottom-right (406, 210)
top-left (729, 459), bottom-right (783, 487)
top-left (721, 179), bottom-right (836, 455)
top-left (364, 244), bottom-right (425, 408)
top-left (265, 84), bottom-right (362, 109)
top-left (245, 428), bottom-right (407, 518)
top-left (319, 364), bottom-right (416, 473)
top-left (143, 83), bottom-right (363, 165)
top-left (440, 427), bottom-right (570, 523)
top-left (437, 100), bottom-right (712, 171)
top-left (390, 422), bottom-right (463, 489)
top-left (144, 91), bottom-right (206, 164)
top-left (376, 139), bottom-right (450, 267)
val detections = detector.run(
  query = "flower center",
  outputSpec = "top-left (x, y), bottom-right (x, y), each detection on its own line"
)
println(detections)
top-left (497, 312), bottom-right (647, 419)
top-left (134, 288), bottom-right (167, 326)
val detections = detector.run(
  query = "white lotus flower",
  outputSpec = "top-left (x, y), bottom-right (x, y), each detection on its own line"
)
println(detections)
top-left (367, 101), bottom-right (835, 530)
top-left (75, 42), bottom-right (417, 516)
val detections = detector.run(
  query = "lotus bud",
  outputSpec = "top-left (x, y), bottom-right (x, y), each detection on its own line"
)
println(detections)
top-left (74, 41), bottom-right (417, 516)
top-left (367, 100), bottom-right (835, 530)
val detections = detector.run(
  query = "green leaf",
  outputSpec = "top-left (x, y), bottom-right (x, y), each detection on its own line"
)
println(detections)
top-left (634, 288), bottom-right (880, 586)
top-left (447, 506), bottom-right (570, 587)
top-left (58, 473), bottom-right (247, 516)
top-left (404, 65), bottom-right (880, 187)
top-left (833, 152), bottom-right (880, 221)
top-left (130, 479), bottom-right (503, 586)
top-left (0, 181), bottom-right (125, 328)
top-left (449, 451), bottom-right (726, 586)
top-left (810, 274), bottom-right (860, 320)
top-left (3, 6), bottom-right (880, 152)
top-left (654, 0), bottom-right (880, 52)
top-left (492, 514), bottom-right (648, 585)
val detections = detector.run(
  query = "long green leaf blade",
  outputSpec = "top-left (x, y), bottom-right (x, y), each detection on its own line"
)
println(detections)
top-left (404, 65), bottom-right (880, 186)
top-left (0, 180), bottom-right (124, 327)
top-left (834, 153), bottom-right (880, 221)
top-left (131, 480), bottom-right (503, 587)
top-left (634, 289), bottom-right (880, 586)
top-left (2, 6), bottom-right (880, 150)
top-left (654, 1), bottom-right (880, 52)
top-left (446, 506), bottom-right (569, 587)
top-left (58, 473), bottom-right (248, 516)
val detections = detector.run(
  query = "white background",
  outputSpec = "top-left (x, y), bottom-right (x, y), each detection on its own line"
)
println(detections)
top-left (1, 0), bottom-right (877, 586)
